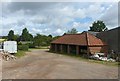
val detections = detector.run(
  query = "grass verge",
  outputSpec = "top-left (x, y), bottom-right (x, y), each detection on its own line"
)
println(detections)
top-left (49, 51), bottom-right (119, 66)
top-left (14, 51), bottom-right (26, 58)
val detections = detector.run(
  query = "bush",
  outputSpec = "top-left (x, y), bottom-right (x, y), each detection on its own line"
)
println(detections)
top-left (28, 43), bottom-right (35, 48)
top-left (18, 42), bottom-right (22, 45)
top-left (18, 44), bottom-right (29, 51)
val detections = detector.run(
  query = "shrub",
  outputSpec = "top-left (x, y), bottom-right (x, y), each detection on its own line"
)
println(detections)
top-left (18, 42), bottom-right (22, 45)
top-left (18, 44), bottom-right (29, 51)
top-left (28, 43), bottom-right (35, 48)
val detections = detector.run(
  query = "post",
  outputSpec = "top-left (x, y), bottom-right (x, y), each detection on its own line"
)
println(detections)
top-left (55, 44), bottom-right (57, 52)
top-left (67, 45), bottom-right (70, 54)
top-left (87, 46), bottom-right (90, 58)
top-left (76, 45), bottom-right (79, 55)
top-left (60, 44), bottom-right (63, 53)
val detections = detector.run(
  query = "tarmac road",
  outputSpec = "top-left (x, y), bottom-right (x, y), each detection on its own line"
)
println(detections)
top-left (2, 49), bottom-right (118, 79)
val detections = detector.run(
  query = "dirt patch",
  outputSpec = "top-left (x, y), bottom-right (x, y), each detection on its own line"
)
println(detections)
top-left (2, 49), bottom-right (118, 79)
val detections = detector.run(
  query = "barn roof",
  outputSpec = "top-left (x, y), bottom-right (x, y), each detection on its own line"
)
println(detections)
top-left (51, 32), bottom-right (107, 46)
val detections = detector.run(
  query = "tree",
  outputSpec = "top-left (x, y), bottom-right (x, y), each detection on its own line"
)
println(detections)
top-left (48, 34), bottom-right (52, 38)
top-left (66, 28), bottom-right (78, 34)
top-left (47, 35), bottom-right (53, 46)
top-left (33, 34), bottom-right (48, 46)
top-left (21, 28), bottom-right (32, 41)
top-left (8, 30), bottom-right (14, 41)
top-left (33, 34), bottom-right (53, 47)
top-left (53, 36), bottom-right (60, 40)
top-left (29, 33), bottom-right (33, 41)
top-left (89, 20), bottom-right (108, 32)
top-left (14, 34), bottom-right (20, 42)
top-left (33, 34), bottom-right (41, 46)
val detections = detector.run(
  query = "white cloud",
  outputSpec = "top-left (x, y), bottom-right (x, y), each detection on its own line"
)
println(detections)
top-left (1, 2), bottom-right (117, 36)
top-left (53, 29), bottom-right (65, 35)
top-left (100, 3), bottom-right (118, 29)
top-left (31, 28), bottom-right (42, 33)
top-left (72, 22), bottom-right (81, 28)
top-left (71, 21), bottom-right (92, 31)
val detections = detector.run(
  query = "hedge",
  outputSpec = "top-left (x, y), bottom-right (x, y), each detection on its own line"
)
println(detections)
top-left (18, 44), bottom-right (29, 51)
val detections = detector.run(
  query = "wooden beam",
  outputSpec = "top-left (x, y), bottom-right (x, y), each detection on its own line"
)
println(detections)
top-left (76, 45), bottom-right (79, 55)
top-left (55, 44), bottom-right (57, 52)
top-left (87, 46), bottom-right (90, 58)
top-left (67, 45), bottom-right (70, 54)
top-left (60, 44), bottom-right (63, 53)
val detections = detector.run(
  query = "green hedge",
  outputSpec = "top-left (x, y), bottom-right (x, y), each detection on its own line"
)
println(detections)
top-left (18, 45), bottom-right (29, 51)
top-left (28, 43), bottom-right (35, 48)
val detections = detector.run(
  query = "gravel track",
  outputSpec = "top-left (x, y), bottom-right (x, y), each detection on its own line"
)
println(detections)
top-left (2, 49), bottom-right (118, 79)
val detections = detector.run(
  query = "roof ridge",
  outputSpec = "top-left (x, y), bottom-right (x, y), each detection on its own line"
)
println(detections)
top-left (85, 32), bottom-right (89, 46)
top-left (64, 33), bottom-right (82, 35)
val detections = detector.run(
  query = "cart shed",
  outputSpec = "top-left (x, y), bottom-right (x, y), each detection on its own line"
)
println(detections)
top-left (50, 32), bottom-right (108, 56)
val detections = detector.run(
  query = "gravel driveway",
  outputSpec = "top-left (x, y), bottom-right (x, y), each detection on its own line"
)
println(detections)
top-left (2, 49), bottom-right (118, 79)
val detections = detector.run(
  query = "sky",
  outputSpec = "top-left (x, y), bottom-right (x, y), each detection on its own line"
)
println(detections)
top-left (0, 1), bottom-right (119, 36)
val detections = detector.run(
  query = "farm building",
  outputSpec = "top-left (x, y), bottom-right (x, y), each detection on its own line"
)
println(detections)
top-left (50, 32), bottom-right (108, 56)
top-left (96, 27), bottom-right (120, 54)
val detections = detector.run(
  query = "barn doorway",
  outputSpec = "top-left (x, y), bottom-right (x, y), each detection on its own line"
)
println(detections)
top-left (79, 46), bottom-right (87, 55)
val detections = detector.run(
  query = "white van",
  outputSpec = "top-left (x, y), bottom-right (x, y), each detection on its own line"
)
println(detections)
top-left (4, 41), bottom-right (17, 53)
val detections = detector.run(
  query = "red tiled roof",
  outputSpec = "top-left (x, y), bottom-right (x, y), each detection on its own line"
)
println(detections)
top-left (51, 32), bottom-right (107, 46)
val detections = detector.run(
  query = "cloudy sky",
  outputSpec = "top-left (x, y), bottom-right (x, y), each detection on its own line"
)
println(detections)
top-left (0, 1), bottom-right (118, 36)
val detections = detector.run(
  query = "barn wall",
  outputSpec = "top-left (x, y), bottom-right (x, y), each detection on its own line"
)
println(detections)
top-left (89, 47), bottom-right (101, 54)
top-left (96, 27), bottom-right (120, 54)
top-left (89, 46), bottom-right (108, 55)
top-left (50, 44), bottom-right (55, 52)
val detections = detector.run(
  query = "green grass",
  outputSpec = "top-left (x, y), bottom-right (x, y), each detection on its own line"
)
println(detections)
top-left (50, 51), bottom-right (119, 66)
top-left (15, 51), bottom-right (26, 58)
top-left (87, 59), bottom-right (119, 66)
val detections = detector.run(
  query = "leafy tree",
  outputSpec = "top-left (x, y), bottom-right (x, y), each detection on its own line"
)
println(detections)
top-left (21, 28), bottom-right (29, 41)
top-left (48, 34), bottom-right (52, 38)
top-left (53, 36), bottom-right (60, 40)
top-left (33, 34), bottom-right (54, 47)
top-left (8, 30), bottom-right (14, 41)
top-left (89, 20), bottom-right (108, 32)
top-left (66, 28), bottom-right (78, 34)
top-left (46, 35), bottom-right (53, 46)
top-left (2, 36), bottom-right (8, 39)
top-left (33, 34), bottom-right (42, 46)
top-left (14, 34), bottom-right (20, 42)
top-left (21, 28), bottom-right (33, 41)
top-left (29, 33), bottom-right (33, 41)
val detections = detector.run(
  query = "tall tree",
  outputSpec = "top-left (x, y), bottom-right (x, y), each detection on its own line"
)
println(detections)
top-left (29, 33), bottom-right (33, 41)
top-left (66, 28), bottom-right (78, 34)
top-left (33, 34), bottom-right (41, 46)
top-left (89, 20), bottom-right (108, 32)
top-left (47, 35), bottom-right (53, 45)
top-left (48, 34), bottom-right (52, 38)
top-left (8, 30), bottom-right (14, 41)
top-left (21, 28), bottom-right (30, 41)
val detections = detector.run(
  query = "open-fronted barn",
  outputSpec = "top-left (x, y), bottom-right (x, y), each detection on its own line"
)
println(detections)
top-left (50, 32), bottom-right (108, 56)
